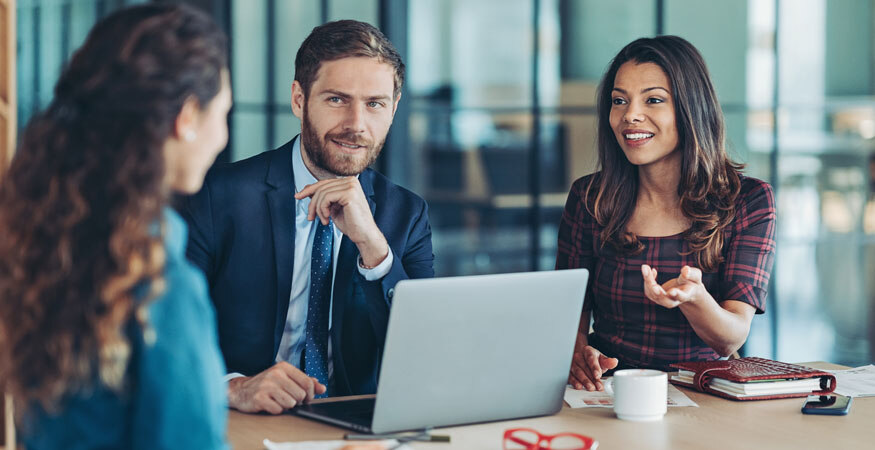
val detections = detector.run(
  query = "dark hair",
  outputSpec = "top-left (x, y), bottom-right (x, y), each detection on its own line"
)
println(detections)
top-left (294, 19), bottom-right (405, 99)
top-left (585, 35), bottom-right (743, 272)
top-left (0, 3), bottom-right (227, 409)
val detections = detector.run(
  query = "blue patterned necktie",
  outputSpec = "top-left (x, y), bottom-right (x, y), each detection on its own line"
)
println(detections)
top-left (304, 220), bottom-right (333, 397)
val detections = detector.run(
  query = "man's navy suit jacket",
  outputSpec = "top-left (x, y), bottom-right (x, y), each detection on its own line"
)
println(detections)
top-left (180, 138), bottom-right (435, 395)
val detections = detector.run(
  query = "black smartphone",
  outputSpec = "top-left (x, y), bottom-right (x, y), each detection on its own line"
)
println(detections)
top-left (801, 395), bottom-right (852, 415)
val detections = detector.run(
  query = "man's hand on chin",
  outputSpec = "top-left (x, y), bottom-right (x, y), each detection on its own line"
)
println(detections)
top-left (295, 177), bottom-right (390, 268)
top-left (227, 362), bottom-right (326, 414)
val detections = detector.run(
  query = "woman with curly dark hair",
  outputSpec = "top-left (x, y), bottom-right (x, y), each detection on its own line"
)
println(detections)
top-left (557, 36), bottom-right (777, 391)
top-left (0, 4), bottom-right (231, 447)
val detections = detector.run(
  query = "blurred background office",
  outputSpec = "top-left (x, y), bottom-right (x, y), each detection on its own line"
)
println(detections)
top-left (7, 0), bottom-right (875, 368)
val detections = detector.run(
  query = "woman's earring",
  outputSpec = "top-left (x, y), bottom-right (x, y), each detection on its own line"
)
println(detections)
top-left (184, 130), bottom-right (197, 142)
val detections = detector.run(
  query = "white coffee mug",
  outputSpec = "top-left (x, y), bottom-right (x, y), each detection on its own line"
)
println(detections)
top-left (607, 369), bottom-right (667, 421)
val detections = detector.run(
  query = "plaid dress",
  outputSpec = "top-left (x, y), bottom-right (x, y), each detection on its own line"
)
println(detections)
top-left (556, 174), bottom-right (777, 371)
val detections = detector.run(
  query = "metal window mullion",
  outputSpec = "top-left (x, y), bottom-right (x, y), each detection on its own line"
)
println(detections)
top-left (529, 0), bottom-right (542, 271)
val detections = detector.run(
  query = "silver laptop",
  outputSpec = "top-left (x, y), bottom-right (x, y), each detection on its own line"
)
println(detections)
top-left (292, 269), bottom-right (588, 434)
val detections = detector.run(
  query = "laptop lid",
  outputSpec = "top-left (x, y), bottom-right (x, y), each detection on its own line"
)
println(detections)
top-left (369, 269), bottom-right (588, 434)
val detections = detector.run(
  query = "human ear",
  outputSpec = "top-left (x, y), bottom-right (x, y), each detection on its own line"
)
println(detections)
top-left (391, 91), bottom-right (402, 117)
top-left (291, 81), bottom-right (306, 120)
top-left (173, 96), bottom-right (201, 142)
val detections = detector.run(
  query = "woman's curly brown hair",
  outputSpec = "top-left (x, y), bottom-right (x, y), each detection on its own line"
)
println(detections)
top-left (0, 4), bottom-right (227, 410)
top-left (587, 35), bottom-right (743, 272)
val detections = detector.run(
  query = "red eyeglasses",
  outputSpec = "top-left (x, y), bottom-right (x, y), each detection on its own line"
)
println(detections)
top-left (503, 428), bottom-right (598, 450)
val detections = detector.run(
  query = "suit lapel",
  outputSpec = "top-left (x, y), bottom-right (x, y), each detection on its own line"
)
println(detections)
top-left (330, 169), bottom-right (377, 393)
top-left (265, 141), bottom-right (296, 355)
top-left (361, 169), bottom-right (377, 216)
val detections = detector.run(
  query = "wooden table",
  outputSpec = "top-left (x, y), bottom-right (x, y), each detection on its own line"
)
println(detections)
top-left (228, 363), bottom-right (873, 449)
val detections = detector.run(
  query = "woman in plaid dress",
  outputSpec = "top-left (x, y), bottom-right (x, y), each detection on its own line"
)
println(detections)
top-left (557, 36), bottom-right (777, 391)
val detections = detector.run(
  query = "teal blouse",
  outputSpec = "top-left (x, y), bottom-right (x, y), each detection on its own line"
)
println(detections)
top-left (20, 209), bottom-right (228, 449)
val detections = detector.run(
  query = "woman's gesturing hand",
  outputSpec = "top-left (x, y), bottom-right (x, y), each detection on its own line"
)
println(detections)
top-left (641, 264), bottom-right (707, 308)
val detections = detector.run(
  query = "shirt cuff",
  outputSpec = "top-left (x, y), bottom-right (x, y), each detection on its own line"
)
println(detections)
top-left (223, 372), bottom-right (246, 383)
top-left (357, 249), bottom-right (394, 281)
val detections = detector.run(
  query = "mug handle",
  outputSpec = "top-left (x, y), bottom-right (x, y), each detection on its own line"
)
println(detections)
top-left (604, 377), bottom-right (614, 396)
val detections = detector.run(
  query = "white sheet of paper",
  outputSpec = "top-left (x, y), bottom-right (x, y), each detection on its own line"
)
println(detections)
top-left (564, 379), bottom-right (698, 408)
top-left (263, 438), bottom-right (410, 450)
top-left (826, 364), bottom-right (875, 398)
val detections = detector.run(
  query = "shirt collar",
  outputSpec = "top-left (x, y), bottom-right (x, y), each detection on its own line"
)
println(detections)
top-left (292, 136), bottom-right (318, 195)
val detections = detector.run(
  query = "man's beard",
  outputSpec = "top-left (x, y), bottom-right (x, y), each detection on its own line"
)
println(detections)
top-left (301, 108), bottom-right (385, 177)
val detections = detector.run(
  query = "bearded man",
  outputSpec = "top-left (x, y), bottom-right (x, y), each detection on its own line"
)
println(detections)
top-left (181, 20), bottom-right (434, 415)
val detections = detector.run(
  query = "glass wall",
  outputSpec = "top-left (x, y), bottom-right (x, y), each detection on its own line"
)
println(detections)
top-left (407, 0), bottom-right (538, 275)
top-left (16, 0), bottom-right (147, 127)
top-left (767, 0), bottom-right (875, 366)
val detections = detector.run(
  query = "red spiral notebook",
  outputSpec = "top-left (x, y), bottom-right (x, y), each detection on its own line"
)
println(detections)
top-left (669, 357), bottom-right (837, 401)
